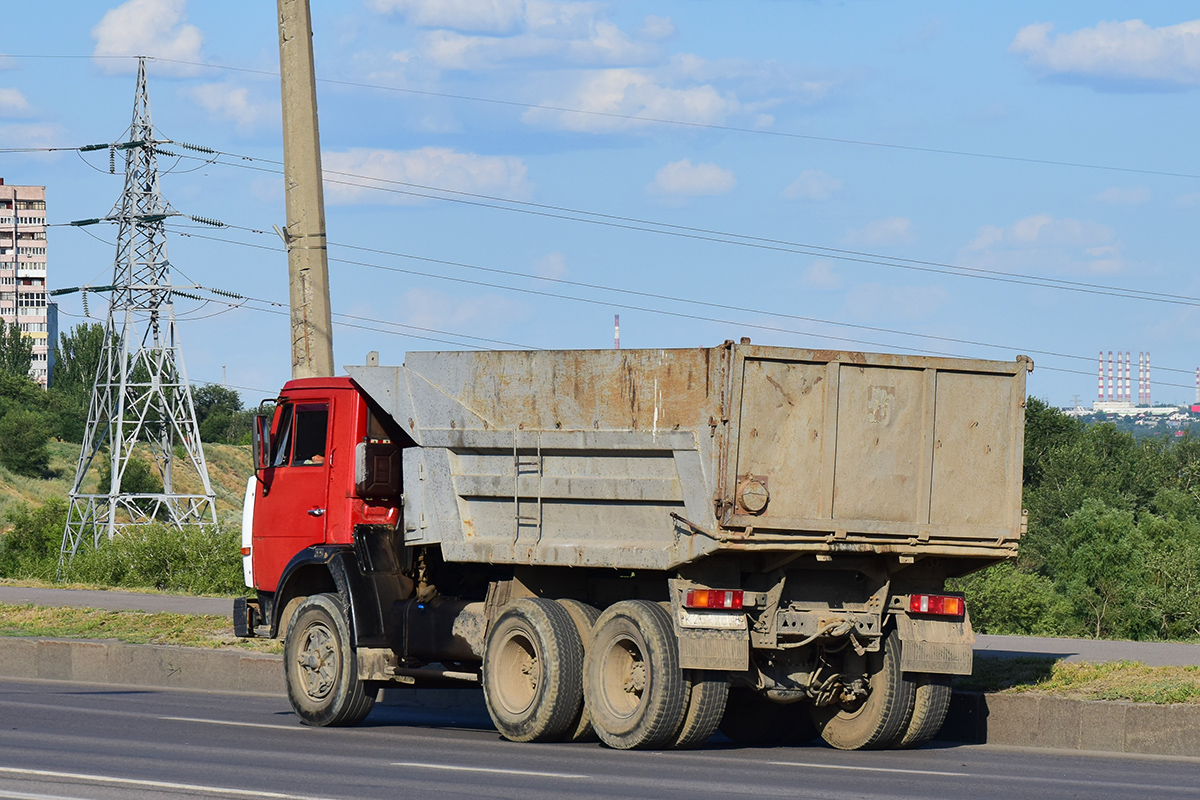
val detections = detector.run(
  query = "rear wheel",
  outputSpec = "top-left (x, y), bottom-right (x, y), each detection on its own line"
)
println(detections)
top-left (719, 688), bottom-right (817, 746)
top-left (584, 600), bottom-right (687, 750)
top-left (482, 598), bottom-right (584, 743)
top-left (556, 599), bottom-right (602, 743)
top-left (894, 673), bottom-right (952, 748)
top-left (284, 593), bottom-right (375, 727)
top-left (670, 670), bottom-right (729, 749)
top-left (809, 629), bottom-right (914, 750)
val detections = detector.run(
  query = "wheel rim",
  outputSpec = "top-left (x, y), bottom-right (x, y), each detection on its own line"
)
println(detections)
top-left (295, 620), bottom-right (338, 701)
top-left (600, 633), bottom-right (647, 719)
top-left (493, 626), bottom-right (540, 715)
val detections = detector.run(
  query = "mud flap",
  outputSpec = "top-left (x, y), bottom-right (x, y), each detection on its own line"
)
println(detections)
top-left (894, 610), bottom-right (974, 675)
top-left (677, 627), bottom-right (749, 671)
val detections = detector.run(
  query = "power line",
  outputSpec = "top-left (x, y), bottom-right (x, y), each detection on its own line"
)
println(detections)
top-left (171, 149), bottom-right (1200, 311)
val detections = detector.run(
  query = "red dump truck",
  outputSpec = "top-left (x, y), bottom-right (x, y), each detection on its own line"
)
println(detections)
top-left (235, 341), bottom-right (1030, 750)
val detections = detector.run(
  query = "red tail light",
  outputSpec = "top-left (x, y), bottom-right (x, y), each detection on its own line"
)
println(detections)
top-left (684, 589), bottom-right (743, 610)
top-left (909, 594), bottom-right (964, 618)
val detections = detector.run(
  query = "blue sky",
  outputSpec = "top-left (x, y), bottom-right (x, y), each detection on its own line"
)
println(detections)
top-left (3, 1), bottom-right (1200, 407)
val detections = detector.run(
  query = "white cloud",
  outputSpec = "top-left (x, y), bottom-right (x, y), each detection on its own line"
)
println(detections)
top-left (846, 217), bottom-right (914, 245)
top-left (92, 0), bottom-right (204, 74)
top-left (801, 260), bottom-right (841, 290)
top-left (1010, 19), bottom-right (1200, 88)
top-left (648, 159), bottom-right (735, 197)
top-left (401, 287), bottom-right (525, 334)
top-left (783, 169), bottom-right (842, 201)
top-left (418, 21), bottom-right (653, 70)
top-left (963, 214), bottom-right (1124, 274)
top-left (844, 284), bottom-right (948, 322)
top-left (1177, 192), bottom-right (1200, 207)
top-left (185, 83), bottom-right (272, 131)
top-left (642, 16), bottom-right (675, 40)
top-left (322, 147), bottom-right (529, 205)
top-left (523, 68), bottom-right (740, 131)
top-left (1097, 186), bottom-right (1150, 205)
top-left (535, 251), bottom-right (567, 279)
top-left (371, 0), bottom-right (527, 34)
top-left (0, 89), bottom-right (31, 116)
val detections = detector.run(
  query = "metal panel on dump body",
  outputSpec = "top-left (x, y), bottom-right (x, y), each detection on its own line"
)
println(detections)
top-left (832, 365), bottom-right (928, 524)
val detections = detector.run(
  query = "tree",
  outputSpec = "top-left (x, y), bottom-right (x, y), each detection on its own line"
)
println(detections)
top-left (0, 321), bottom-right (32, 378)
top-left (50, 322), bottom-right (105, 396)
top-left (0, 408), bottom-right (51, 477)
top-left (192, 384), bottom-right (244, 443)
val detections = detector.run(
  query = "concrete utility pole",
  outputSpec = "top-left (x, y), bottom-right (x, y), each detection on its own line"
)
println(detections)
top-left (277, 0), bottom-right (334, 378)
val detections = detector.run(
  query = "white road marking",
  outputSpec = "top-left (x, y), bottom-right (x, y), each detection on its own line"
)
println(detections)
top-left (0, 789), bottom-right (99, 800)
top-left (391, 761), bottom-right (587, 779)
top-left (767, 761), bottom-right (970, 777)
top-left (161, 716), bottom-right (304, 731)
top-left (0, 767), bottom-right (334, 800)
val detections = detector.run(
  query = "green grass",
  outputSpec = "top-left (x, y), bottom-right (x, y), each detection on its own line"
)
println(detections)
top-left (956, 656), bottom-right (1200, 704)
top-left (0, 602), bottom-right (281, 653)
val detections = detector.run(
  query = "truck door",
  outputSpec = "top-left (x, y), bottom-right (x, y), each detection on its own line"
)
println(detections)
top-left (252, 399), bottom-right (333, 591)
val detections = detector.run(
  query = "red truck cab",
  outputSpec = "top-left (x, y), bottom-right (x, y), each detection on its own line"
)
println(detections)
top-left (242, 378), bottom-right (402, 627)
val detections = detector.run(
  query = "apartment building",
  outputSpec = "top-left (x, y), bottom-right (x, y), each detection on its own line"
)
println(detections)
top-left (0, 178), bottom-right (54, 387)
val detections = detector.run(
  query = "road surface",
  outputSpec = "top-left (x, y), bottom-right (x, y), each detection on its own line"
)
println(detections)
top-left (0, 677), bottom-right (1195, 800)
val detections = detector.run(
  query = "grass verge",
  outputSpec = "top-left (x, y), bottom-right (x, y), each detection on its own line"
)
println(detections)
top-left (955, 655), bottom-right (1200, 704)
top-left (0, 603), bottom-right (281, 654)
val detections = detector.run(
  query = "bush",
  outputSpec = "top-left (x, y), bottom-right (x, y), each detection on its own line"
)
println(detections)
top-left (65, 523), bottom-right (243, 595)
top-left (950, 562), bottom-right (1068, 636)
top-left (0, 499), bottom-right (68, 580)
top-left (0, 408), bottom-right (51, 477)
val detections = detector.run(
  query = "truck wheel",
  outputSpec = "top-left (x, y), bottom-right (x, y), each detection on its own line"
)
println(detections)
top-left (894, 673), bottom-right (952, 748)
top-left (557, 599), bottom-right (601, 742)
top-left (719, 688), bottom-right (817, 746)
top-left (483, 598), bottom-right (583, 743)
top-left (284, 593), bottom-right (375, 727)
top-left (670, 670), bottom-right (729, 749)
top-left (809, 628), bottom-right (914, 750)
top-left (584, 600), bottom-right (686, 750)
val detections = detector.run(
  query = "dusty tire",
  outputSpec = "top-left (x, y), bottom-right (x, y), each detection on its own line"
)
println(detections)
top-left (584, 600), bottom-right (687, 750)
top-left (670, 671), bottom-right (729, 749)
top-left (810, 629), bottom-right (914, 750)
top-left (557, 599), bottom-right (601, 742)
top-left (895, 673), bottom-right (952, 748)
top-left (482, 598), bottom-right (584, 743)
top-left (284, 593), bottom-right (375, 727)
top-left (719, 688), bottom-right (818, 746)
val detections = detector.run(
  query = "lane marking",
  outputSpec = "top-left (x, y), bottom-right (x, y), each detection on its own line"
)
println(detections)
top-left (767, 761), bottom-right (970, 777)
top-left (0, 789), bottom-right (100, 800)
top-left (161, 716), bottom-right (305, 731)
top-left (0, 767), bottom-right (336, 800)
top-left (390, 762), bottom-right (587, 779)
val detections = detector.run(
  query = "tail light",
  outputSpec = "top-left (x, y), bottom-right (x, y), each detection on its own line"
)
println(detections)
top-left (684, 589), bottom-right (743, 610)
top-left (909, 594), bottom-right (965, 618)
top-left (240, 547), bottom-right (251, 556)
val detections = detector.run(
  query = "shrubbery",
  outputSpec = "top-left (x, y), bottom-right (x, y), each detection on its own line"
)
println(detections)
top-left (0, 499), bottom-right (242, 595)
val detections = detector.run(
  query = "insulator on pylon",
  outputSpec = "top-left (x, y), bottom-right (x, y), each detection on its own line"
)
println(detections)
top-left (109, 146), bottom-right (115, 174)
top-left (208, 286), bottom-right (244, 299)
top-left (176, 141), bottom-right (215, 154)
top-left (188, 215), bottom-right (225, 228)
top-left (81, 289), bottom-right (89, 317)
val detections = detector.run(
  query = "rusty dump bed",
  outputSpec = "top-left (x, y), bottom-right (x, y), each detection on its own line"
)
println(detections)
top-left (346, 343), bottom-right (1030, 571)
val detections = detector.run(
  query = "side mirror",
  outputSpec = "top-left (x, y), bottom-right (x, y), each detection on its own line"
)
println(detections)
top-left (252, 415), bottom-right (271, 471)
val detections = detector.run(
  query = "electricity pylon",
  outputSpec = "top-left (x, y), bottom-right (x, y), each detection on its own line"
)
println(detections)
top-left (61, 58), bottom-right (217, 563)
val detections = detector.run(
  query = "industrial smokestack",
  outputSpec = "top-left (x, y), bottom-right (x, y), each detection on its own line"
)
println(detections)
top-left (1108, 351), bottom-right (1114, 401)
top-left (1147, 352), bottom-right (1151, 406)
top-left (1098, 351), bottom-right (1104, 402)
top-left (1125, 351), bottom-right (1131, 403)
top-left (1139, 352), bottom-right (1145, 405)
top-left (614, 314), bottom-right (620, 350)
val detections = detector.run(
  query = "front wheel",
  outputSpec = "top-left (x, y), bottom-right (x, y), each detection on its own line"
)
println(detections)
top-left (809, 628), bottom-right (914, 750)
top-left (284, 594), bottom-right (375, 727)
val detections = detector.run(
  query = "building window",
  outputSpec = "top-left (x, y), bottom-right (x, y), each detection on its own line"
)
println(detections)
top-left (15, 200), bottom-right (46, 211)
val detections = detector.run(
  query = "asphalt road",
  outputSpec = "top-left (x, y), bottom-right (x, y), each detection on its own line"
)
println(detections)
top-left (0, 677), bottom-right (1195, 800)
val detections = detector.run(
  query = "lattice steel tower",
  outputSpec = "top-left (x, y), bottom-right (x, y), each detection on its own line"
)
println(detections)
top-left (61, 59), bottom-right (217, 561)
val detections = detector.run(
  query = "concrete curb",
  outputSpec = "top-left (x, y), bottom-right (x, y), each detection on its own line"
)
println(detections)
top-left (1, 637), bottom-right (1196, 757)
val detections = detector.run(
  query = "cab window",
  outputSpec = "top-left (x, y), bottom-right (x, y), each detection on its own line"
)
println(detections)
top-left (271, 404), bottom-right (293, 467)
top-left (291, 403), bottom-right (329, 466)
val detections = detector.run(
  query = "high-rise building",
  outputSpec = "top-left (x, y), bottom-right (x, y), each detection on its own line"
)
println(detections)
top-left (0, 179), bottom-right (51, 387)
